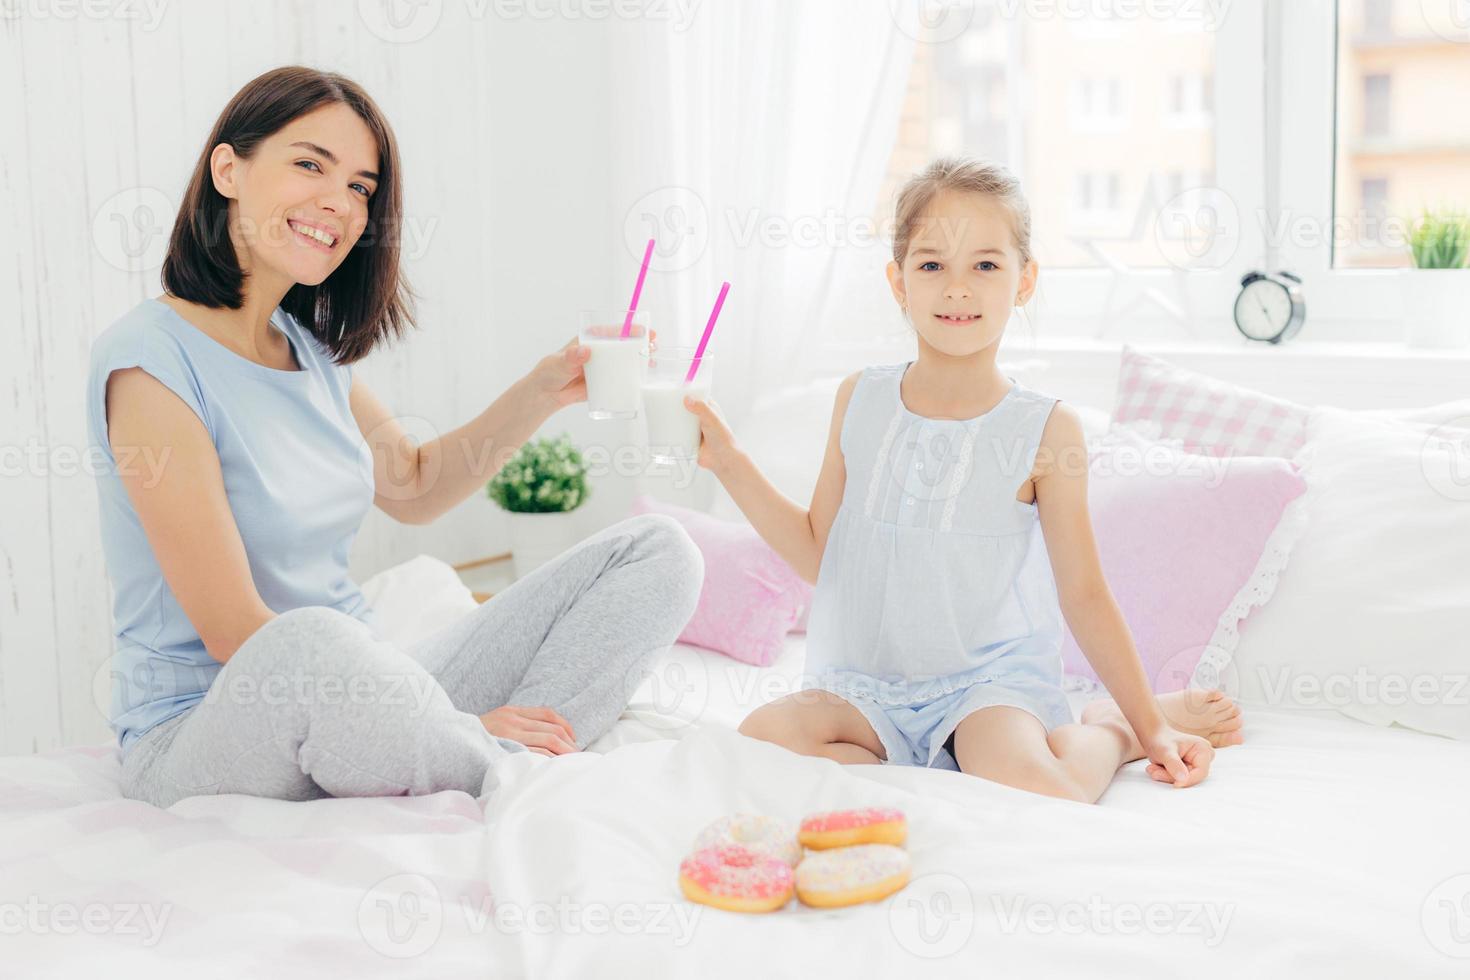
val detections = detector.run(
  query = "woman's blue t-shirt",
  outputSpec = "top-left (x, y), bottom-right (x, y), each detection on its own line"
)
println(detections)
top-left (86, 298), bottom-right (382, 753)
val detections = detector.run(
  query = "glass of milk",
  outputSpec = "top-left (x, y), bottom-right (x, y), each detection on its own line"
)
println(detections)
top-left (641, 347), bottom-right (712, 464)
top-left (578, 312), bottom-right (650, 420)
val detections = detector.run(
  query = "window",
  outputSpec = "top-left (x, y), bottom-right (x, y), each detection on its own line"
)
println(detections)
top-left (1074, 173), bottom-right (1092, 211)
top-left (1361, 177), bottom-right (1390, 243)
top-left (1362, 0), bottom-right (1393, 37)
top-left (877, 4), bottom-right (1225, 274)
top-left (1071, 77), bottom-right (1125, 130)
top-left (1164, 73), bottom-right (1213, 131)
top-left (1332, 0), bottom-right (1470, 271)
top-left (1362, 74), bottom-right (1392, 138)
top-left (866, 0), bottom-right (1466, 342)
top-left (1073, 172), bottom-right (1122, 218)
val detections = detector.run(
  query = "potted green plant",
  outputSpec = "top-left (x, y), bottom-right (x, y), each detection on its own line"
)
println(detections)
top-left (486, 434), bottom-right (590, 579)
top-left (1402, 207), bottom-right (1470, 349)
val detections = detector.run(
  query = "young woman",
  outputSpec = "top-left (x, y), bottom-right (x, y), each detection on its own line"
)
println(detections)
top-left (87, 66), bottom-right (703, 807)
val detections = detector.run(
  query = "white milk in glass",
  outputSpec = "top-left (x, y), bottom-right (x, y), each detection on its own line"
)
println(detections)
top-left (579, 314), bottom-right (648, 420)
top-left (642, 348), bottom-right (711, 463)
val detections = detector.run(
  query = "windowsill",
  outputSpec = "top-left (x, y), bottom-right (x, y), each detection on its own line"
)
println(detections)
top-left (1000, 332), bottom-right (1470, 361)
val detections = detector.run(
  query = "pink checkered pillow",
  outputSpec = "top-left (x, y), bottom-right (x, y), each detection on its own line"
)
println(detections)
top-left (1112, 345), bottom-right (1310, 458)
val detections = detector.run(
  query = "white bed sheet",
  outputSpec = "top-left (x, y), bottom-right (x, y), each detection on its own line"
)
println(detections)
top-left (5, 637), bottom-right (1469, 978)
top-left (515, 636), bottom-right (1470, 977)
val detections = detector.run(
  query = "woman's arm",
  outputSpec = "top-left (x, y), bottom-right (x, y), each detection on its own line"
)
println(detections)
top-left (349, 337), bottom-right (602, 526)
top-left (105, 368), bottom-right (277, 664)
top-left (684, 371), bottom-right (860, 584)
top-left (1032, 404), bottom-right (1169, 739)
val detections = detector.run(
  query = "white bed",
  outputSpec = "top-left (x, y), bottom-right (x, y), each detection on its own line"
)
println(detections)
top-left (5, 614), bottom-right (1469, 978)
top-left (8, 347), bottom-right (1469, 978)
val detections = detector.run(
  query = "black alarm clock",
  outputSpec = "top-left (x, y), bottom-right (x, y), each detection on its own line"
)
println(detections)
top-left (1234, 271), bottom-right (1305, 344)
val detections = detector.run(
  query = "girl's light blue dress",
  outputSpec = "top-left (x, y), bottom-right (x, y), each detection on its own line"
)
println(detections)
top-left (803, 361), bottom-right (1074, 770)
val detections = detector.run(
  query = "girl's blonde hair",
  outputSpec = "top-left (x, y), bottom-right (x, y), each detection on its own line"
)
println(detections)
top-left (891, 157), bottom-right (1033, 267)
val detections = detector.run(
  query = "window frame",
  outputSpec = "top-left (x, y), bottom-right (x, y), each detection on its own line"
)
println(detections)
top-left (1029, 0), bottom-right (1452, 343)
top-left (1272, 0), bottom-right (1411, 340)
top-left (1019, 1), bottom-right (1267, 342)
top-left (837, 0), bottom-right (1456, 359)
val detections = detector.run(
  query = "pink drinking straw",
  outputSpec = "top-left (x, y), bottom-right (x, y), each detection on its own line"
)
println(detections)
top-left (684, 281), bottom-right (729, 384)
top-left (621, 238), bottom-right (656, 338)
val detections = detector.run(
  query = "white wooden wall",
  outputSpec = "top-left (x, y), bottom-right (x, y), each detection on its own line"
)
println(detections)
top-left (0, 1), bottom-right (637, 753)
top-left (10, 3), bottom-right (1461, 757)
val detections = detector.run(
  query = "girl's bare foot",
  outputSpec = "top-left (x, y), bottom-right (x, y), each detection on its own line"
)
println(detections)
top-left (1080, 689), bottom-right (1245, 763)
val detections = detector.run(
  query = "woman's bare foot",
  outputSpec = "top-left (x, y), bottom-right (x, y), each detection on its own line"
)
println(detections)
top-left (1080, 689), bottom-right (1245, 763)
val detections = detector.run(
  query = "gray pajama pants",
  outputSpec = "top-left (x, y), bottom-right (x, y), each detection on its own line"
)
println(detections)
top-left (119, 514), bottom-right (703, 807)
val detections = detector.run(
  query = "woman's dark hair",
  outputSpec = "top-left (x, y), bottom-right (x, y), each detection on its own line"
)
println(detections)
top-left (161, 65), bottom-right (416, 364)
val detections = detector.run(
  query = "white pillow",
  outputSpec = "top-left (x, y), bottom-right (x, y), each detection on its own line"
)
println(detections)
top-left (1364, 400), bottom-right (1470, 432)
top-left (1227, 406), bottom-right (1470, 739)
top-left (708, 377), bottom-right (840, 524)
top-left (359, 554), bottom-right (479, 651)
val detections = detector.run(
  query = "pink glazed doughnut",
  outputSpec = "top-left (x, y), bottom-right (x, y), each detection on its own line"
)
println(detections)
top-left (678, 844), bottom-right (795, 913)
top-left (798, 807), bottom-right (907, 850)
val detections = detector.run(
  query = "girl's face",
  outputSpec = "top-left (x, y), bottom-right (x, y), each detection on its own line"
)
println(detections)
top-left (886, 191), bottom-right (1038, 359)
top-left (211, 103), bottom-right (380, 291)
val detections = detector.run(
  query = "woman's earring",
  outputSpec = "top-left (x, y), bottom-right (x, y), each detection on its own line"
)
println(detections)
top-left (337, 321), bottom-right (346, 342)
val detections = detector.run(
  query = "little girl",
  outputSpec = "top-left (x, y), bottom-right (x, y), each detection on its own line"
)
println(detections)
top-left (683, 158), bottom-right (1244, 803)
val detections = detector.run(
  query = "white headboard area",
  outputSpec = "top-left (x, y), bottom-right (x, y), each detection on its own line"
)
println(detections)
top-left (996, 337), bottom-right (1470, 414)
top-left (706, 337), bottom-right (1469, 522)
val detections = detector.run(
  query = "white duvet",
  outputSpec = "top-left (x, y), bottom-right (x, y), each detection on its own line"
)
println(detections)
top-left (5, 634), bottom-right (1469, 979)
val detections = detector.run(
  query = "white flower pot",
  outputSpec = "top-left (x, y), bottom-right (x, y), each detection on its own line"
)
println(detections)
top-left (504, 510), bottom-right (580, 580)
top-left (1401, 268), bottom-right (1470, 349)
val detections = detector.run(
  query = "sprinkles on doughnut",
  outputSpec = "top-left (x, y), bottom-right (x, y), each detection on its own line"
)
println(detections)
top-left (794, 844), bottom-right (912, 908)
top-left (678, 844), bottom-right (795, 913)
top-left (693, 814), bottom-right (803, 867)
top-left (798, 807), bottom-right (907, 850)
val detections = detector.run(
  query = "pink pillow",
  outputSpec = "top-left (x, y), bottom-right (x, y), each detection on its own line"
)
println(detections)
top-left (1113, 345), bottom-right (1310, 459)
top-left (1060, 425), bottom-right (1308, 693)
top-left (630, 495), bottom-right (811, 666)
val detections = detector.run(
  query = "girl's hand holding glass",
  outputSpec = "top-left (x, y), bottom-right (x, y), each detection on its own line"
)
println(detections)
top-left (681, 395), bottom-right (741, 475)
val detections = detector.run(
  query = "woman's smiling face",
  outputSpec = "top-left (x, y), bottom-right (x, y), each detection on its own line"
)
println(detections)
top-left (212, 102), bottom-right (380, 289)
top-left (887, 190), bottom-right (1038, 358)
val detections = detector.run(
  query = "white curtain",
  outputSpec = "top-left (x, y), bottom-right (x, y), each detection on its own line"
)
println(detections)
top-left (607, 0), bottom-right (917, 431)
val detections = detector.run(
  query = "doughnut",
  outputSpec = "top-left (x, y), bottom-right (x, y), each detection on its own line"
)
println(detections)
top-left (678, 844), bottom-right (795, 913)
top-left (692, 814), bottom-right (803, 867)
top-left (798, 807), bottom-right (907, 850)
top-left (794, 844), bottom-right (911, 908)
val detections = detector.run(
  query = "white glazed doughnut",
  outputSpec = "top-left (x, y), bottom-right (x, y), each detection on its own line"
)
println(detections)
top-left (794, 844), bottom-right (911, 908)
top-left (693, 813), bottom-right (803, 867)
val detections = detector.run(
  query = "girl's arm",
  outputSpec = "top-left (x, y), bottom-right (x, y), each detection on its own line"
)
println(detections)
top-left (1031, 404), bottom-right (1170, 739)
top-left (683, 371), bottom-right (860, 584)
